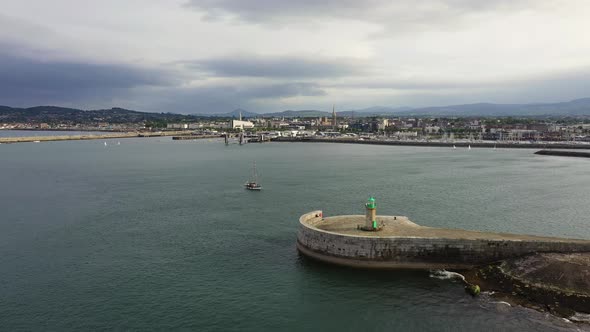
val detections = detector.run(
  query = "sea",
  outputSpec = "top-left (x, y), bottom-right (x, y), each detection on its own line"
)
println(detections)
top-left (0, 130), bottom-right (107, 137)
top-left (1, 132), bottom-right (589, 331)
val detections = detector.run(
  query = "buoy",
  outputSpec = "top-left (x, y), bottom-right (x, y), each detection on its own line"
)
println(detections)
top-left (465, 284), bottom-right (481, 296)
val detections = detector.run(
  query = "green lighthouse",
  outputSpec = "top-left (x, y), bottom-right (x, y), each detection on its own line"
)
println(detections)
top-left (365, 197), bottom-right (377, 230)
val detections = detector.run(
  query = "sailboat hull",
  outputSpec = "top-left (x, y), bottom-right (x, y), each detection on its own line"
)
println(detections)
top-left (244, 183), bottom-right (262, 190)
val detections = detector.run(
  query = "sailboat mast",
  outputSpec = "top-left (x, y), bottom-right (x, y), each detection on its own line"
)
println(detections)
top-left (252, 161), bottom-right (257, 182)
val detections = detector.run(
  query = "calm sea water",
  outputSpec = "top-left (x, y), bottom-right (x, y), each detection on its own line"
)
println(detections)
top-left (0, 130), bottom-right (107, 137)
top-left (0, 138), bottom-right (589, 331)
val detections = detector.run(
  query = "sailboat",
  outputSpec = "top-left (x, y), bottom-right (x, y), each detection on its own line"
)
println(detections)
top-left (468, 145), bottom-right (472, 150)
top-left (244, 161), bottom-right (262, 191)
top-left (453, 145), bottom-right (456, 149)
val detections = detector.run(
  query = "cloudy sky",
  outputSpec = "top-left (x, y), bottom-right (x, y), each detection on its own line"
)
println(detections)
top-left (1, 0), bottom-right (590, 113)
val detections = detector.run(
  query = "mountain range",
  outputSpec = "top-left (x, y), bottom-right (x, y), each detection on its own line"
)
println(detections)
top-left (390, 98), bottom-right (590, 117)
top-left (206, 98), bottom-right (590, 117)
top-left (1, 98), bottom-right (590, 124)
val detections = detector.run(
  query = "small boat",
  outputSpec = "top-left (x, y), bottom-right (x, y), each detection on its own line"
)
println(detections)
top-left (453, 145), bottom-right (456, 149)
top-left (117, 141), bottom-right (121, 145)
top-left (104, 142), bottom-right (108, 146)
top-left (468, 145), bottom-right (471, 150)
top-left (33, 140), bottom-right (41, 143)
top-left (244, 161), bottom-right (262, 191)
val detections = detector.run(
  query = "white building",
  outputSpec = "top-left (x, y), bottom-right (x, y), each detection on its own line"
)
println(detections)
top-left (167, 123), bottom-right (188, 129)
top-left (424, 126), bottom-right (440, 134)
top-left (231, 119), bottom-right (255, 130)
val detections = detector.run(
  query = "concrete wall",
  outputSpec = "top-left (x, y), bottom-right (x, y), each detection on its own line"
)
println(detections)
top-left (274, 137), bottom-right (590, 150)
top-left (297, 211), bottom-right (590, 269)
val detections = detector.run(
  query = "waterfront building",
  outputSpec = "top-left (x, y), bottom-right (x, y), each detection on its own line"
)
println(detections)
top-left (231, 120), bottom-right (255, 130)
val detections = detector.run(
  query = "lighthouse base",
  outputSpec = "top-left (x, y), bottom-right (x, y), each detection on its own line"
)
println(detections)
top-left (358, 225), bottom-right (383, 232)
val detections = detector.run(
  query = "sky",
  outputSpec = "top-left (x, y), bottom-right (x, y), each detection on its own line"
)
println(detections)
top-left (1, 0), bottom-right (590, 114)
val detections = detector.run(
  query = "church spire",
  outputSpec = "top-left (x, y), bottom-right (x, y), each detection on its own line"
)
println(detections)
top-left (332, 104), bottom-right (337, 130)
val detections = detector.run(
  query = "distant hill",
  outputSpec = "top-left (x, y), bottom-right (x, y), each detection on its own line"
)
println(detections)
top-left (0, 105), bottom-right (202, 124)
top-left (262, 110), bottom-right (331, 118)
top-left (213, 108), bottom-right (259, 118)
top-left (263, 107), bottom-right (410, 118)
top-left (394, 98), bottom-right (590, 117)
top-left (349, 106), bottom-right (413, 115)
top-left (255, 99), bottom-right (590, 117)
top-left (2, 97), bottom-right (589, 124)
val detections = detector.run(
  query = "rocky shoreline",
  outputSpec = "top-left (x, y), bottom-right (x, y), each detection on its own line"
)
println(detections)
top-left (534, 150), bottom-right (590, 158)
top-left (462, 253), bottom-right (590, 321)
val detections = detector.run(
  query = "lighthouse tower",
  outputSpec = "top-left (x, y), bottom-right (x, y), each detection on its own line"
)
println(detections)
top-left (364, 197), bottom-right (378, 230)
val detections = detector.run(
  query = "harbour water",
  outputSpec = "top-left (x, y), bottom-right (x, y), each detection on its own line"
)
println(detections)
top-left (0, 138), bottom-right (589, 330)
top-left (0, 130), bottom-right (107, 137)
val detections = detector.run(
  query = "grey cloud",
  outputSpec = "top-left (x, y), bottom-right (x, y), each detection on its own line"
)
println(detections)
top-left (143, 82), bottom-right (326, 113)
top-left (185, 0), bottom-right (379, 22)
top-left (329, 80), bottom-right (495, 91)
top-left (185, 0), bottom-right (540, 26)
top-left (180, 55), bottom-right (362, 78)
top-left (0, 41), bottom-right (328, 112)
top-left (0, 50), bottom-right (180, 107)
top-left (237, 82), bottom-right (326, 99)
top-left (352, 68), bottom-right (590, 108)
top-left (329, 68), bottom-right (590, 93)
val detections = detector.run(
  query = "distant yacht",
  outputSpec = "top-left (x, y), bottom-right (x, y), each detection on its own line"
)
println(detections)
top-left (453, 145), bottom-right (456, 149)
top-left (468, 145), bottom-right (471, 150)
top-left (104, 142), bottom-right (107, 146)
top-left (244, 161), bottom-right (262, 191)
top-left (117, 141), bottom-right (121, 145)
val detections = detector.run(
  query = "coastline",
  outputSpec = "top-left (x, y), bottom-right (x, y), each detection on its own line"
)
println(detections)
top-left (0, 130), bottom-right (208, 144)
top-left (462, 253), bottom-right (590, 320)
top-left (534, 150), bottom-right (590, 158)
top-left (272, 137), bottom-right (590, 150)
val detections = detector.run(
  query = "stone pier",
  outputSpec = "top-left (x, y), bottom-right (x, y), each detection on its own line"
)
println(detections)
top-left (297, 211), bottom-right (590, 269)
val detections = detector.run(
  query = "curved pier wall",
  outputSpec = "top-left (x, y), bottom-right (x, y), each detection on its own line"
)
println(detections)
top-left (297, 211), bottom-right (590, 269)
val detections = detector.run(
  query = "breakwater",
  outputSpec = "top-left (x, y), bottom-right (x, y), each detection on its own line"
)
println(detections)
top-left (274, 137), bottom-right (590, 149)
top-left (0, 133), bottom-right (138, 144)
top-left (535, 150), bottom-right (590, 158)
top-left (0, 131), bottom-right (187, 144)
top-left (171, 135), bottom-right (222, 140)
top-left (297, 211), bottom-right (590, 269)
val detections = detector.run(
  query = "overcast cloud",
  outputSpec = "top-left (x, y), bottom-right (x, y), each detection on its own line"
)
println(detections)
top-left (184, 55), bottom-right (363, 78)
top-left (0, 0), bottom-right (589, 113)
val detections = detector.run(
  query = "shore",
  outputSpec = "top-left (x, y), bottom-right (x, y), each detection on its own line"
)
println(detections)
top-left (0, 131), bottom-right (206, 144)
top-left (462, 253), bottom-right (590, 321)
top-left (273, 137), bottom-right (590, 149)
top-left (535, 150), bottom-right (590, 158)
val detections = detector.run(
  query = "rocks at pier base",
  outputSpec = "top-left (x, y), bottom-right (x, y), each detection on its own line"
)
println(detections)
top-left (463, 252), bottom-right (590, 318)
top-left (534, 150), bottom-right (590, 158)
